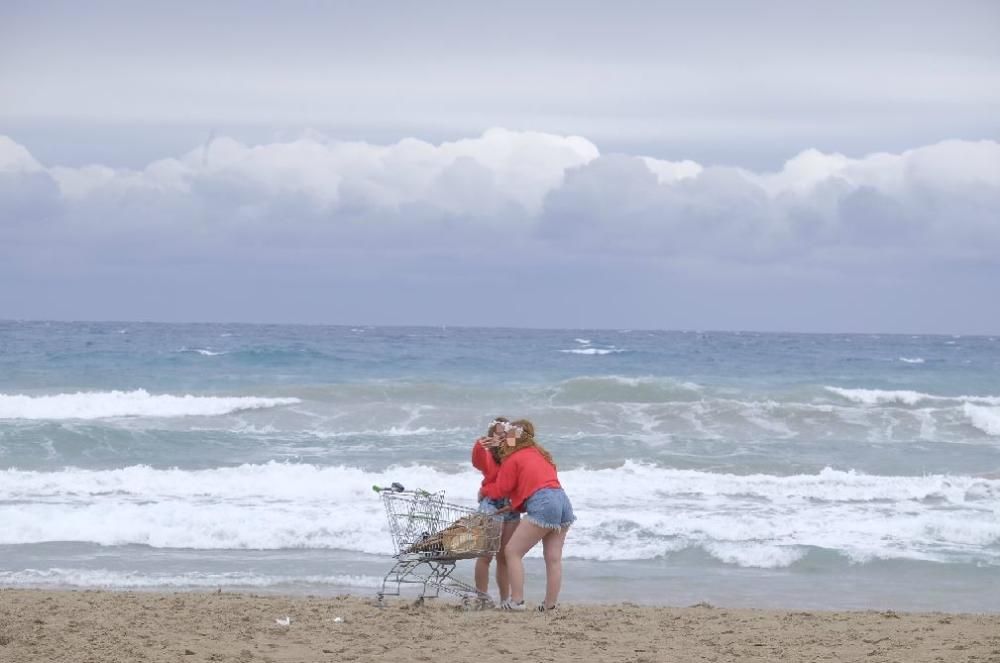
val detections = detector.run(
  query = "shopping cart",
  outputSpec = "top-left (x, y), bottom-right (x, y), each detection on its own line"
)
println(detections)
top-left (373, 482), bottom-right (502, 607)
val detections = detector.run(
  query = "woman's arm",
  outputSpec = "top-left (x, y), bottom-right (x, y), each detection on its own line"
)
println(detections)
top-left (471, 439), bottom-right (492, 473)
top-left (483, 455), bottom-right (517, 500)
top-left (473, 439), bottom-right (501, 475)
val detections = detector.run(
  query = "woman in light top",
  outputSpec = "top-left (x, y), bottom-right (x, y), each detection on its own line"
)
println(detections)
top-left (483, 419), bottom-right (575, 611)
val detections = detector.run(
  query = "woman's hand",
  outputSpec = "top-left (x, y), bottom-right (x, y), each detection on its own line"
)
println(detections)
top-left (477, 436), bottom-right (499, 448)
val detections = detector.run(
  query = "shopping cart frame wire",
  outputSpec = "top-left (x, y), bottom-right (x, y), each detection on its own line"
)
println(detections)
top-left (373, 483), bottom-right (502, 607)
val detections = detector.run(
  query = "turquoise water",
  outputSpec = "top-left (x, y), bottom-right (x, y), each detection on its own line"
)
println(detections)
top-left (1, 321), bottom-right (998, 611)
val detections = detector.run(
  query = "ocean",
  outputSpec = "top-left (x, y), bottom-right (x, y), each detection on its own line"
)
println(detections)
top-left (1, 321), bottom-right (998, 612)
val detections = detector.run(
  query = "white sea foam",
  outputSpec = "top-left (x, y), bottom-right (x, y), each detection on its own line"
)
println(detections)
top-left (898, 357), bottom-right (925, 364)
top-left (179, 347), bottom-right (226, 356)
top-left (574, 338), bottom-right (591, 345)
top-left (826, 387), bottom-right (931, 405)
top-left (286, 426), bottom-right (465, 439)
top-left (701, 543), bottom-right (806, 569)
top-left (964, 404), bottom-right (1000, 436)
top-left (0, 390), bottom-right (300, 420)
top-left (825, 387), bottom-right (1000, 407)
top-left (0, 568), bottom-right (382, 590)
top-left (1, 462), bottom-right (997, 568)
top-left (914, 408), bottom-right (938, 441)
top-left (740, 401), bottom-right (797, 438)
top-left (599, 376), bottom-right (689, 388)
top-left (560, 348), bottom-right (623, 355)
top-left (550, 376), bottom-right (702, 406)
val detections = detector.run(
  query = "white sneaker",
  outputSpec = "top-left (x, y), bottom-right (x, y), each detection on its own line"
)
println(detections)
top-left (501, 600), bottom-right (526, 611)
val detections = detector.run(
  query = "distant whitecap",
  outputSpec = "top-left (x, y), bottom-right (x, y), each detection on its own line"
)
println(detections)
top-left (0, 390), bottom-right (300, 420)
top-left (560, 347), bottom-right (625, 355)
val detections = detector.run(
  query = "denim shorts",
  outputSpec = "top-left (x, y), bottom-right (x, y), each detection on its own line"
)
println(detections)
top-left (479, 497), bottom-right (520, 523)
top-left (523, 488), bottom-right (575, 530)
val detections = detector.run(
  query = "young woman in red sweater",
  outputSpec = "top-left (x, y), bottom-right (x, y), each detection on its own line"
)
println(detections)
top-left (471, 417), bottom-right (521, 604)
top-left (483, 419), bottom-right (575, 611)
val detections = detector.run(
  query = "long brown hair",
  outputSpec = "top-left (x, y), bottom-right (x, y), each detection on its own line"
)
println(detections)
top-left (497, 419), bottom-right (556, 469)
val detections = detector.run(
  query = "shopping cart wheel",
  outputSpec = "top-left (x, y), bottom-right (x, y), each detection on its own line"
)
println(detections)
top-left (412, 597), bottom-right (425, 608)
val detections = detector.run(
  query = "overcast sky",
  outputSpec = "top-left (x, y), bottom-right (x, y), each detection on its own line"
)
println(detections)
top-left (1, 0), bottom-right (999, 332)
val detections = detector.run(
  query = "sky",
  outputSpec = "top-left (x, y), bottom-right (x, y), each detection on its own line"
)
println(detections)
top-left (1, 0), bottom-right (999, 333)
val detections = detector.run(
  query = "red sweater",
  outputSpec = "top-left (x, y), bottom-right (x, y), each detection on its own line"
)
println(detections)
top-left (483, 446), bottom-right (561, 511)
top-left (471, 440), bottom-right (500, 492)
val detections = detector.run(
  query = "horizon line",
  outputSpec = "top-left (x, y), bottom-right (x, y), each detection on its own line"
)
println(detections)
top-left (2, 317), bottom-right (995, 339)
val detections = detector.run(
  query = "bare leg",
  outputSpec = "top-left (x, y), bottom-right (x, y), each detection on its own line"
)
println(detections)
top-left (541, 526), bottom-right (568, 608)
top-left (474, 553), bottom-right (493, 595)
top-left (494, 520), bottom-right (519, 600)
top-left (504, 521), bottom-right (548, 604)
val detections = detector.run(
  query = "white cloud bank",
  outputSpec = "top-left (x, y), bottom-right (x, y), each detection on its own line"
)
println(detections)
top-left (3, 129), bottom-right (598, 217)
top-left (1, 128), bottom-right (999, 331)
top-left (2, 128), bottom-right (996, 259)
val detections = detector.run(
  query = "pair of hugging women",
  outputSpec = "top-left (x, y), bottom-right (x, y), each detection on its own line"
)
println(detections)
top-left (471, 417), bottom-right (576, 612)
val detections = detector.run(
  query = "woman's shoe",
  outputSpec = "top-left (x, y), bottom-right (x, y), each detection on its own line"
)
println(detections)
top-left (536, 604), bottom-right (557, 612)
top-left (501, 600), bottom-right (526, 611)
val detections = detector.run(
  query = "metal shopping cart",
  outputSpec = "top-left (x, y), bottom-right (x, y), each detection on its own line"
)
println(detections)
top-left (373, 482), bottom-right (502, 607)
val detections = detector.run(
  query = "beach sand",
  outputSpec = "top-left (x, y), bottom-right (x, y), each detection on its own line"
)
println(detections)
top-left (1, 589), bottom-right (998, 663)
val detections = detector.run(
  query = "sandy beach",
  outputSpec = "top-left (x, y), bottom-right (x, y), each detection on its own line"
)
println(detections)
top-left (0, 590), bottom-right (997, 663)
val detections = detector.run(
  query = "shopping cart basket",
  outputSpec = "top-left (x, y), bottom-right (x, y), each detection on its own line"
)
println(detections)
top-left (373, 482), bottom-right (502, 607)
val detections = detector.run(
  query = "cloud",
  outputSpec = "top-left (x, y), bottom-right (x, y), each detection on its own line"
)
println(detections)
top-left (538, 139), bottom-right (1000, 261)
top-left (37, 128), bottom-right (598, 214)
top-left (1, 129), bottom-right (998, 330)
top-left (0, 129), bottom-right (604, 255)
top-left (0, 137), bottom-right (63, 241)
top-left (3, 129), bottom-right (996, 252)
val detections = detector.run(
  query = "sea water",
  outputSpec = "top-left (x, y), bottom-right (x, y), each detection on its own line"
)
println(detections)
top-left (1, 321), bottom-right (998, 612)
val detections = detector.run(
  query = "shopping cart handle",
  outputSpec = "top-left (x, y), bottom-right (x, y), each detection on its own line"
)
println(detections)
top-left (372, 482), bottom-right (406, 493)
